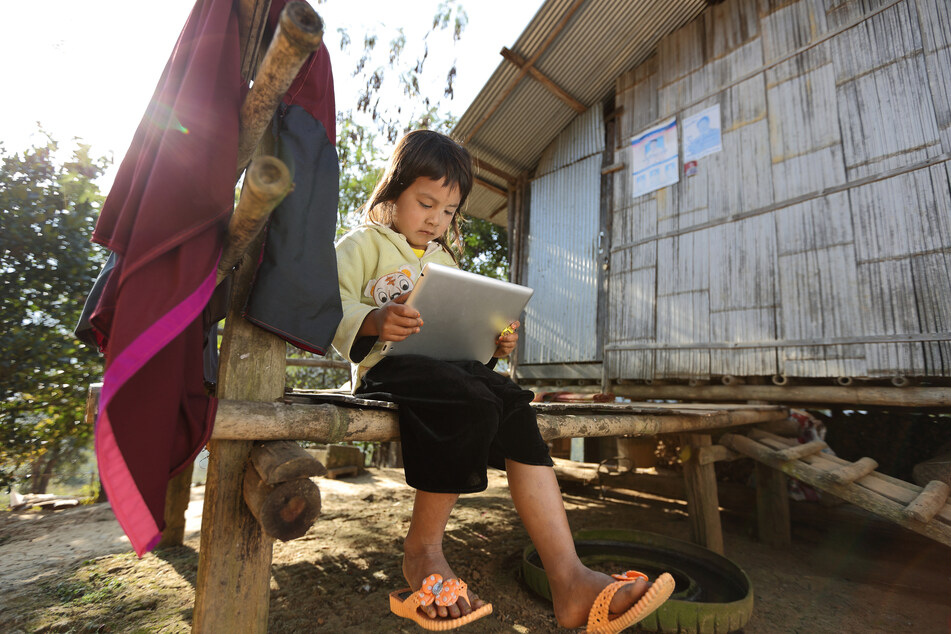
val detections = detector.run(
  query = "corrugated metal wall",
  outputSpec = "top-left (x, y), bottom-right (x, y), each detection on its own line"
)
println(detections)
top-left (523, 107), bottom-right (605, 364)
top-left (607, 0), bottom-right (951, 381)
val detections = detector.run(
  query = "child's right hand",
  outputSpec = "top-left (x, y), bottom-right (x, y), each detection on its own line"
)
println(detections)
top-left (366, 294), bottom-right (423, 342)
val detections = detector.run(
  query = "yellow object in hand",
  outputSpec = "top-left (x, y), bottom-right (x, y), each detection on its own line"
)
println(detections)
top-left (500, 326), bottom-right (515, 336)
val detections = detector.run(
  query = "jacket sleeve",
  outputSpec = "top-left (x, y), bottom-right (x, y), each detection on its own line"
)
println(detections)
top-left (332, 234), bottom-right (377, 363)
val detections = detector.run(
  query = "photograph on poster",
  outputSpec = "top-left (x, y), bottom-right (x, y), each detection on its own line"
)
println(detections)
top-left (631, 117), bottom-right (679, 198)
top-left (683, 104), bottom-right (722, 162)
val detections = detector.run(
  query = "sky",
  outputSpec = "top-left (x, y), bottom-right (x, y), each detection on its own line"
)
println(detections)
top-left (0, 0), bottom-right (543, 188)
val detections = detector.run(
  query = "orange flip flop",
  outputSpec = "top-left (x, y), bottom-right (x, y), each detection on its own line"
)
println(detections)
top-left (586, 570), bottom-right (676, 634)
top-left (389, 573), bottom-right (493, 631)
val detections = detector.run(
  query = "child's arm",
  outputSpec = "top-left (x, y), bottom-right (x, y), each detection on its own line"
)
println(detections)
top-left (357, 294), bottom-right (423, 342)
top-left (493, 320), bottom-right (520, 358)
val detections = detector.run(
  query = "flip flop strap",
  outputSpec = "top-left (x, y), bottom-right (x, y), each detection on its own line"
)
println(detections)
top-left (587, 579), bottom-right (630, 631)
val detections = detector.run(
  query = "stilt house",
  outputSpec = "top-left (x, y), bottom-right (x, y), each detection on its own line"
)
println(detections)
top-left (453, 0), bottom-right (951, 407)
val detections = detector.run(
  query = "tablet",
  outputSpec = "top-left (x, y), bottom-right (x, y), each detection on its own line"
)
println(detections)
top-left (380, 263), bottom-right (533, 363)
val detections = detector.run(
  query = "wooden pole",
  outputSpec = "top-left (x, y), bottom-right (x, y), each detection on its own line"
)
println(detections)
top-left (211, 399), bottom-right (789, 443)
top-left (193, 216), bottom-right (287, 632)
top-left (236, 2), bottom-right (324, 175)
top-left (754, 462), bottom-right (791, 547)
top-left (157, 462), bottom-right (194, 548)
top-left (611, 383), bottom-right (951, 408)
top-left (680, 434), bottom-right (724, 554)
top-left (250, 440), bottom-right (326, 484)
top-left (242, 464), bottom-right (321, 541)
top-left (218, 156), bottom-right (293, 284)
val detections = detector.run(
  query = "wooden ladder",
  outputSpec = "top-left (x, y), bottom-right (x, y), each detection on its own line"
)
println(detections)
top-left (719, 428), bottom-right (951, 548)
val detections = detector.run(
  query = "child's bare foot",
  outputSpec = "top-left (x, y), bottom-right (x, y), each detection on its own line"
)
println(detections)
top-left (549, 566), bottom-right (650, 628)
top-left (402, 542), bottom-right (486, 620)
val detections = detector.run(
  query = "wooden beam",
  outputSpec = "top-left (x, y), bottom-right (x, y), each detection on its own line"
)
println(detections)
top-left (680, 433), bottom-right (724, 553)
top-left (474, 175), bottom-right (508, 197)
top-left (611, 383), bottom-right (951, 408)
top-left (601, 162), bottom-right (625, 175)
top-left (463, 0), bottom-right (587, 144)
top-left (472, 157), bottom-right (516, 184)
top-left (489, 203), bottom-right (508, 220)
top-left (500, 47), bottom-right (585, 113)
top-left (212, 399), bottom-right (789, 443)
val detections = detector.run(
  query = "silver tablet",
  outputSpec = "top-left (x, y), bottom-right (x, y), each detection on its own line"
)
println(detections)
top-left (380, 263), bottom-right (533, 363)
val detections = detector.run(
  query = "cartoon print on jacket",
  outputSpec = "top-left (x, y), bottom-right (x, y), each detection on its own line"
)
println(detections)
top-left (364, 266), bottom-right (416, 306)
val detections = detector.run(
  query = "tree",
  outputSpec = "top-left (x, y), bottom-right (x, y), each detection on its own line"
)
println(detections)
top-left (0, 132), bottom-right (110, 493)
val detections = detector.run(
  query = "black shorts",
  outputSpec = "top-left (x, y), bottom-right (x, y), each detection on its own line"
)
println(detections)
top-left (357, 355), bottom-right (553, 493)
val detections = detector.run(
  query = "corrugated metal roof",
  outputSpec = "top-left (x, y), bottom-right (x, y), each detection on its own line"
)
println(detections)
top-left (453, 0), bottom-right (708, 224)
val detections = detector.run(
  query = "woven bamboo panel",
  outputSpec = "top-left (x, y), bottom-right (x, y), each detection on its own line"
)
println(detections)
top-left (605, 0), bottom-right (950, 381)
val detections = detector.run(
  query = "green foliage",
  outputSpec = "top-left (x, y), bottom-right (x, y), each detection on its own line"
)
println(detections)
top-left (336, 118), bottom-right (384, 234)
top-left (0, 132), bottom-right (110, 493)
top-left (337, 0), bottom-right (468, 144)
top-left (459, 216), bottom-right (509, 280)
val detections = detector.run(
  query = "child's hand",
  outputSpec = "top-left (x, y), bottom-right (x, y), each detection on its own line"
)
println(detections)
top-left (368, 294), bottom-right (424, 342)
top-left (493, 321), bottom-right (519, 358)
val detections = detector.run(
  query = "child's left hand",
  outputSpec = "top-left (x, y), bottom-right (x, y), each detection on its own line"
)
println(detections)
top-left (493, 321), bottom-right (520, 358)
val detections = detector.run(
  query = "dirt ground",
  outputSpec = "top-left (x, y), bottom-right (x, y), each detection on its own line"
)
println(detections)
top-left (1, 464), bottom-right (949, 633)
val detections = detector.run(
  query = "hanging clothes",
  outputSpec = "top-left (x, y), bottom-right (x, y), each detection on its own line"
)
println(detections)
top-left (89, 0), bottom-right (242, 556)
top-left (243, 0), bottom-right (341, 354)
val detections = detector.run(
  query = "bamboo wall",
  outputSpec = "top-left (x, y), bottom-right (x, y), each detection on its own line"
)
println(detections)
top-left (607, 0), bottom-right (951, 381)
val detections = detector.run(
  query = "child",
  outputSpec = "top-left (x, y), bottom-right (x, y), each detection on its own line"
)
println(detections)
top-left (332, 129), bottom-right (674, 632)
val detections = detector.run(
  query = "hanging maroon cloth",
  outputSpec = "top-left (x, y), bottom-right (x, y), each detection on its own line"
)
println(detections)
top-left (90, 0), bottom-right (242, 556)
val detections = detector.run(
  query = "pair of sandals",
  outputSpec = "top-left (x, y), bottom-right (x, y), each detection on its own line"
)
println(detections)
top-left (390, 570), bottom-right (675, 633)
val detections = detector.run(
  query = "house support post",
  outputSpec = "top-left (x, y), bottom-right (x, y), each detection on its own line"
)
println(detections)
top-left (679, 433), bottom-right (724, 554)
top-left (755, 462), bottom-right (791, 547)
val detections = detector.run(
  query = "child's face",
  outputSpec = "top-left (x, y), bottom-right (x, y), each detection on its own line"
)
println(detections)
top-left (392, 176), bottom-right (460, 250)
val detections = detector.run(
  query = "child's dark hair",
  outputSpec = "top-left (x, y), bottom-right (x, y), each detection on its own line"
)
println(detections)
top-left (364, 130), bottom-right (473, 258)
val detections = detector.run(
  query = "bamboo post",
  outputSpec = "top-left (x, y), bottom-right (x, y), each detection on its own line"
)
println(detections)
top-left (193, 216), bottom-right (287, 632)
top-left (212, 399), bottom-right (789, 442)
top-left (754, 462), bottom-right (791, 547)
top-left (680, 434), bottom-right (725, 554)
top-left (236, 1), bottom-right (324, 175)
top-left (217, 156), bottom-right (292, 284)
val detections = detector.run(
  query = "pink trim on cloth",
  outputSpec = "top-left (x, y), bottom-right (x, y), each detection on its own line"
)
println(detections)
top-left (96, 266), bottom-right (218, 556)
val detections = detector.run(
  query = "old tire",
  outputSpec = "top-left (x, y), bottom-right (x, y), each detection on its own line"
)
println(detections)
top-left (522, 528), bottom-right (753, 633)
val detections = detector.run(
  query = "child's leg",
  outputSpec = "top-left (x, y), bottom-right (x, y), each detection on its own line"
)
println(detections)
top-left (403, 489), bottom-right (486, 620)
top-left (505, 459), bottom-right (651, 628)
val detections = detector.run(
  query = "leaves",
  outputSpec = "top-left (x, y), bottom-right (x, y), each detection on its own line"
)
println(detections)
top-left (0, 131), bottom-right (109, 492)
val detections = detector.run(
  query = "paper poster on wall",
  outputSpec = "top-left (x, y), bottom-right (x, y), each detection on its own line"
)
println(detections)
top-left (683, 104), bottom-right (722, 162)
top-left (631, 117), bottom-right (679, 198)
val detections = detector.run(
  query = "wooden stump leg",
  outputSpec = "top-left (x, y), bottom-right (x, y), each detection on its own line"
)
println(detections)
top-left (157, 461), bottom-right (194, 548)
top-left (680, 433), bottom-right (725, 554)
top-left (755, 462), bottom-right (791, 547)
top-left (193, 440), bottom-right (273, 633)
